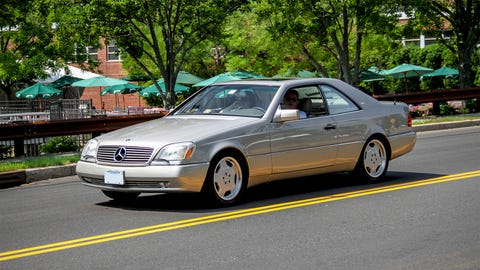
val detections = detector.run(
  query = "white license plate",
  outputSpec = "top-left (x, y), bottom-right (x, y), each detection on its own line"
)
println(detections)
top-left (104, 170), bottom-right (124, 185)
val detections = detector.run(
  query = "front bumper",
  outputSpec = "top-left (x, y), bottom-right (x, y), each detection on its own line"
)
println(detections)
top-left (76, 161), bottom-right (210, 193)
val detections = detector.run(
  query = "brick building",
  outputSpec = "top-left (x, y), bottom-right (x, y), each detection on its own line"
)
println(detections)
top-left (79, 40), bottom-right (147, 110)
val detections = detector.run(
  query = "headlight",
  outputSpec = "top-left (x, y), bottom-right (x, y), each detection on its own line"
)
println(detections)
top-left (154, 142), bottom-right (196, 163)
top-left (80, 139), bottom-right (98, 162)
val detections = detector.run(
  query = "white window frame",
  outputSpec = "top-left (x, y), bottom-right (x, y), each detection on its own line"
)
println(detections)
top-left (86, 46), bottom-right (98, 62)
top-left (107, 40), bottom-right (121, 61)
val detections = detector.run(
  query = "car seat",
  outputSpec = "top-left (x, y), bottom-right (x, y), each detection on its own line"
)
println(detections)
top-left (299, 98), bottom-right (312, 117)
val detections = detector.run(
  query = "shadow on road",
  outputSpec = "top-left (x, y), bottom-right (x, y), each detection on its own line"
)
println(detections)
top-left (96, 171), bottom-right (443, 212)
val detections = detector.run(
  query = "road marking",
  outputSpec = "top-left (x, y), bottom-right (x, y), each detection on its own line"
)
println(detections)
top-left (1, 170), bottom-right (479, 261)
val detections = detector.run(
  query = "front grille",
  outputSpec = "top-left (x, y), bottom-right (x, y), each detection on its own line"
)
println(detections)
top-left (82, 177), bottom-right (167, 188)
top-left (97, 145), bottom-right (154, 164)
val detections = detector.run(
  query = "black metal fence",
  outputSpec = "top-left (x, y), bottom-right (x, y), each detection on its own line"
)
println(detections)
top-left (0, 134), bottom-right (92, 159)
top-left (0, 99), bottom-right (99, 122)
top-left (0, 113), bottom-right (164, 160)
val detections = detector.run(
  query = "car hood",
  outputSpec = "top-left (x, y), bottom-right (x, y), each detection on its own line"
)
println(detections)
top-left (96, 115), bottom-right (259, 147)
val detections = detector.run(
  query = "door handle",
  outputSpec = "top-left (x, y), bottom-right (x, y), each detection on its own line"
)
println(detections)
top-left (324, 123), bottom-right (336, 130)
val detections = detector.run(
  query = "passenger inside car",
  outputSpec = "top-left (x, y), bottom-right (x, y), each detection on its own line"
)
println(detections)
top-left (283, 89), bottom-right (307, 119)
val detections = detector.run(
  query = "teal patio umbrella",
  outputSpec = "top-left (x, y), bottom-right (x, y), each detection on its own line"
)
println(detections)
top-left (229, 70), bottom-right (266, 79)
top-left (420, 67), bottom-right (458, 80)
top-left (297, 70), bottom-right (321, 78)
top-left (72, 76), bottom-right (130, 108)
top-left (100, 83), bottom-right (144, 108)
top-left (358, 68), bottom-right (384, 94)
top-left (50, 75), bottom-right (82, 88)
top-left (71, 76), bottom-right (129, 87)
top-left (380, 63), bottom-right (433, 91)
top-left (15, 83), bottom-right (62, 99)
top-left (140, 80), bottom-right (190, 97)
top-left (176, 71), bottom-right (204, 85)
top-left (380, 63), bottom-right (433, 79)
top-left (100, 83), bottom-right (143, 96)
top-left (359, 68), bottom-right (384, 81)
top-left (273, 69), bottom-right (320, 78)
top-left (193, 73), bottom-right (241, 87)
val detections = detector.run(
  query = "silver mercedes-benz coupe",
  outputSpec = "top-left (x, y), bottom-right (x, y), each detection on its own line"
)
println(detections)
top-left (77, 78), bottom-right (416, 205)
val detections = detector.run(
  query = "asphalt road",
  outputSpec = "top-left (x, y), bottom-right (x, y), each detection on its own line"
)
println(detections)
top-left (1, 126), bottom-right (479, 269)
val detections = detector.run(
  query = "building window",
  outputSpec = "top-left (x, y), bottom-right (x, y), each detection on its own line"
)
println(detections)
top-left (107, 40), bottom-right (121, 61)
top-left (86, 46), bottom-right (98, 62)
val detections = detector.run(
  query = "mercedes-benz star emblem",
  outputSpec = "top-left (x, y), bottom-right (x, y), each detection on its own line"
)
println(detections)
top-left (113, 147), bottom-right (127, 162)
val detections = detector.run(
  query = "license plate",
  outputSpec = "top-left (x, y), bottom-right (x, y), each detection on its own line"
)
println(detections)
top-left (104, 170), bottom-right (124, 185)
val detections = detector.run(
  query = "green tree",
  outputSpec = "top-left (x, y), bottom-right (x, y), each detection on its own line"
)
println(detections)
top-left (84, 0), bottom-right (248, 109)
top-left (222, 6), bottom-right (304, 77)
top-left (414, 0), bottom-right (480, 87)
top-left (258, 0), bottom-right (401, 86)
top-left (0, 0), bottom-right (100, 99)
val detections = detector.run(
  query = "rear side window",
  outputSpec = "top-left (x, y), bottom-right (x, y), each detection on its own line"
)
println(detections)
top-left (320, 85), bottom-right (359, 114)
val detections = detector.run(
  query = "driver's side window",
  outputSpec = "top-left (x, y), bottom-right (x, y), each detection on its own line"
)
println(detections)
top-left (285, 86), bottom-right (326, 118)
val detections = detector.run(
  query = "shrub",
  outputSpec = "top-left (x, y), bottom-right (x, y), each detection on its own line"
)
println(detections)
top-left (0, 145), bottom-right (12, 159)
top-left (440, 104), bottom-right (457, 116)
top-left (40, 136), bottom-right (78, 154)
top-left (465, 98), bottom-right (478, 113)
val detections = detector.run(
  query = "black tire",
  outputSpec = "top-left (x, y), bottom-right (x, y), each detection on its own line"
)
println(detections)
top-left (353, 138), bottom-right (389, 182)
top-left (102, 190), bottom-right (140, 201)
top-left (203, 152), bottom-right (248, 205)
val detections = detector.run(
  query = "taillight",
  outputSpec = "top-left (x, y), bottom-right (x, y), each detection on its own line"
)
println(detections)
top-left (407, 112), bottom-right (413, 127)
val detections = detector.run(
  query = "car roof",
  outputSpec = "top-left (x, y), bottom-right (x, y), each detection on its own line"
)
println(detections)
top-left (210, 78), bottom-right (381, 108)
top-left (212, 77), bottom-right (338, 87)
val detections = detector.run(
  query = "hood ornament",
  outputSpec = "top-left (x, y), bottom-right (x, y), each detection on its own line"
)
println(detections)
top-left (113, 147), bottom-right (127, 162)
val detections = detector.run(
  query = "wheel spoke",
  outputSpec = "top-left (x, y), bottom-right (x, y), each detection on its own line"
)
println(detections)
top-left (212, 157), bottom-right (242, 201)
top-left (362, 140), bottom-right (387, 178)
top-left (365, 143), bottom-right (381, 173)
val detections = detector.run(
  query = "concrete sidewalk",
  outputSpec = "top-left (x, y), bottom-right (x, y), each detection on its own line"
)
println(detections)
top-left (1, 119), bottom-right (480, 188)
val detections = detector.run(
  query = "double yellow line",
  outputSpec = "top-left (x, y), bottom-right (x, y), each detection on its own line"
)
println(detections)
top-left (1, 170), bottom-right (479, 262)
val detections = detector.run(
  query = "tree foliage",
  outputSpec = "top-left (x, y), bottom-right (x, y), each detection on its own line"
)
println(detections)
top-left (255, 0), bottom-right (402, 86)
top-left (1, 0), bottom-right (479, 103)
top-left (0, 0), bottom-right (100, 99)
top-left (413, 0), bottom-right (480, 87)
top-left (83, 0), bottom-right (248, 109)
top-left (222, 6), bottom-right (305, 77)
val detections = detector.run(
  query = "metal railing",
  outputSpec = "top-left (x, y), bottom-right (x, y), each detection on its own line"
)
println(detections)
top-left (0, 134), bottom-right (93, 159)
top-left (1, 87), bottom-right (478, 160)
top-left (0, 99), bottom-right (97, 122)
top-left (0, 113), bottom-right (166, 159)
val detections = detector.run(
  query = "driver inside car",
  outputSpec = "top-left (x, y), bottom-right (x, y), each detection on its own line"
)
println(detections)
top-left (222, 91), bottom-right (256, 112)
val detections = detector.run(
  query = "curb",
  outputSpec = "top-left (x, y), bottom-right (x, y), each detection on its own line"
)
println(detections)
top-left (25, 164), bottom-right (77, 183)
top-left (0, 170), bottom-right (26, 187)
top-left (0, 164), bottom-right (77, 188)
top-left (412, 119), bottom-right (480, 132)
top-left (1, 120), bottom-right (480, 188)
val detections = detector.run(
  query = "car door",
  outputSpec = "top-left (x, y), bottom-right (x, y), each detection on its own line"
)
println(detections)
top-left (269, 86), bottom-right (338, 174)
top-left (320, 84), bottom-right (367, 168)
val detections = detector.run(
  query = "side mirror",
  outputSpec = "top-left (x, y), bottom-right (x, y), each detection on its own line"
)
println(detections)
top-left (273, 107), bottom-right (300, 122)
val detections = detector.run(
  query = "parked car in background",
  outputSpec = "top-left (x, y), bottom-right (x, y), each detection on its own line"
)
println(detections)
top-left (76, 78), bottom-right (416, 205)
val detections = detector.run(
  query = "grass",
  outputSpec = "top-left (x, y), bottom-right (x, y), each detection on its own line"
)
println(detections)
top-left (412, 115), bottom-right (480, 125)
top-left (0, 154), bottom-right (80, 173)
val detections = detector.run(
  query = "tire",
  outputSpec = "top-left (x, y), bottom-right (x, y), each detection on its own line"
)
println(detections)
top-left (203, 153), bottom-right (248, 205)
top-left (353, 138), bottom-right (389, 182)
top-left (102, 190), bottom-right (140, 201)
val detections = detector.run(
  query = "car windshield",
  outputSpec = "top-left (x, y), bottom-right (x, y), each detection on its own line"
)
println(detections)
top-left (172, 84), bottom-right (279, 117)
